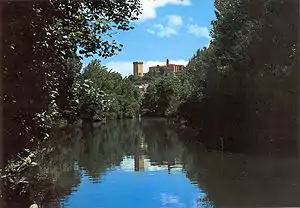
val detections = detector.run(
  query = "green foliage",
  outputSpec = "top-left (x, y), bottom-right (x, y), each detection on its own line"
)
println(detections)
top-left (177, 0), bottom-right (298, 151)
top-left (142, 74), bottom-right (181, 116)
top-left (180, 48), bottom-right (210, 101)
top-left (3, 0), bottom-right (141, 158)
top-left (56, 54), bottom-right (82, 112)
top-left (130, 0), bottom-right (297, 152)
top-left (129, 68), bottom-right (176, 86)
top-left (119, 78), bottom-right (142, 118)
top-left (78, 79), bottom-right (110, 120)
top-left (80, 59), bottom-right (141, 120)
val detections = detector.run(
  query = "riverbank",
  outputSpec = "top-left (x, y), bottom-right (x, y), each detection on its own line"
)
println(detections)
top-left (1, 118), bottom-right (87, 206)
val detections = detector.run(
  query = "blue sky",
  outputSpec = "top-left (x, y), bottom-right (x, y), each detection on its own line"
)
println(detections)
top-left (82, 0), bottom-right (216, 76)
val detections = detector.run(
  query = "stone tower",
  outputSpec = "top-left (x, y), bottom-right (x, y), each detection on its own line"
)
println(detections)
top-left (133, 61), bottom-right (143, 77)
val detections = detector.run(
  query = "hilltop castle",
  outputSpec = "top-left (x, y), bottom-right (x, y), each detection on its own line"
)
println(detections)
top-left (133, 61), bottom-right (144, 77)
top-left (133, 59), bottom-right (184, 77)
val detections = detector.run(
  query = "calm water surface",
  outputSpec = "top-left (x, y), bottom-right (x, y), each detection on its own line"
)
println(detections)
top-left (29, 118), bottom-right (300, 207)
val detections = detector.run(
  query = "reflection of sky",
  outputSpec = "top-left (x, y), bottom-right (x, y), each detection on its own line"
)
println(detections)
top-left (119, 156), bottom-right (183, 172)
top-left (60, 156), bottom-right (207, 208)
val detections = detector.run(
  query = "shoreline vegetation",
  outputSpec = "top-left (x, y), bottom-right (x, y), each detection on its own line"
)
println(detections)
top-left (2, 0), bottom-right (297, 207)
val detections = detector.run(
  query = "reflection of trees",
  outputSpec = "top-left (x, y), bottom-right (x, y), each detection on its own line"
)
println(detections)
top-left (182, 144), bottom-right (300, 207)
top-left (142, 118), bottom-right (185, 165)
top-left (78, 119), bottom-right (143, 182)
top-left (195, 196), bottom-right (215, 208)
top-left (27, 124), bottom-right (84, 207)
top-left (30, 118), bottom-right (300, 208)
top-left (14, 118), bottom-right (268, 208)
top-left (26, 120), bottom-right (144, 206)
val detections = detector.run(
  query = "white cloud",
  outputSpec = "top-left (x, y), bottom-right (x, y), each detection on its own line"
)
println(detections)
top-left (154, 23), bottom-right (164, 30)
top-left (157, 27), bottom-right (177, 37)
top-left (153, 23), bottom-right (177, 37)
top-left (138, 0), bottom-right (191, 21)
top-left (188, 17), bottom-right (193, 21)
top-left (146, 29), bottom-right (155, 34)
top-left (160, 193), bottom-right (184, 207)
top-left (166, 15), bottom-right (183, 27)
top-left (187, 24), bottom-right (211, 39)
top-left (105, 59), bottom-right (188, 77)
top-left (147, 15), bottom-right (183, 37)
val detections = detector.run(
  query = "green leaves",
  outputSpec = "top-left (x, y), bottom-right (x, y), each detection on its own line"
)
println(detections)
top-left (142, 74), bottom-right (182, 117)
top-left (79, 59), bottom-right (141, 120)
top-left (176, 0), bottom-right (297, 147)
top-left (3, 0), bottom-right (142, 160)
top-left (3, 0), bottom-right (143, 201)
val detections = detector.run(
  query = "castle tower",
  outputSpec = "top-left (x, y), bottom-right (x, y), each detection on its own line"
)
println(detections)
top-left (133, 61), bottom-right (144, 77)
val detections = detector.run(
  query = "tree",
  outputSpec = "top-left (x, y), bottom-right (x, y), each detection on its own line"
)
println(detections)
top-left (118, 78), bottom-right (142, 118)
top-left (56, 54), bottom-right (83, 123)
top-left (3, 0), bottom-right (142, 158)
top-left (178, 0), bottom-right (298, 153)
top-left (142, 74), bottom-right (181, 116)
top-left (80, 59), bottom-right (141, 120)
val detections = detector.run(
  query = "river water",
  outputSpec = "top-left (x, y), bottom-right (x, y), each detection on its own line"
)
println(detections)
top-left (9, 118), bottom-right (300, 207)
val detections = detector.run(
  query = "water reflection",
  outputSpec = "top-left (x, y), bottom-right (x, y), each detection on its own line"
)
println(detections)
top-left (183, 147), bottom-right (300, 207)
top-left (12, 118), bottom-right (300, 208)
top-left (27, 118), bottom-right (211, 208)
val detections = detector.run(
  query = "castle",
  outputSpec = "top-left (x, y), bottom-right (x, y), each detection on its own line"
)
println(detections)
top-left (133, 61), bottom-right (144, 77)
top-left (133, 59), bottom-right (184, 77)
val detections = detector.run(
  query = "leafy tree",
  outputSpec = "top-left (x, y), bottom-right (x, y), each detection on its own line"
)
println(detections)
top-left (55, 54), bottom-right (83, 123)
top-left (142, 74), bottom-right (181, 116)
top-left (80, 59), bottom-right (141, 120)
top-left (177, 0), bottom-right (297, 153)
top-left (3, 0), bottom-right (141, 158)
top-left (142, 83), bottom-right (159, 114)
top-left (118, 78), bottom-right (142, 118)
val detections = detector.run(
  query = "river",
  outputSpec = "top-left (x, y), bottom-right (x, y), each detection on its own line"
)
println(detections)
top-left (6, 118), bottom-right (300, 207)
